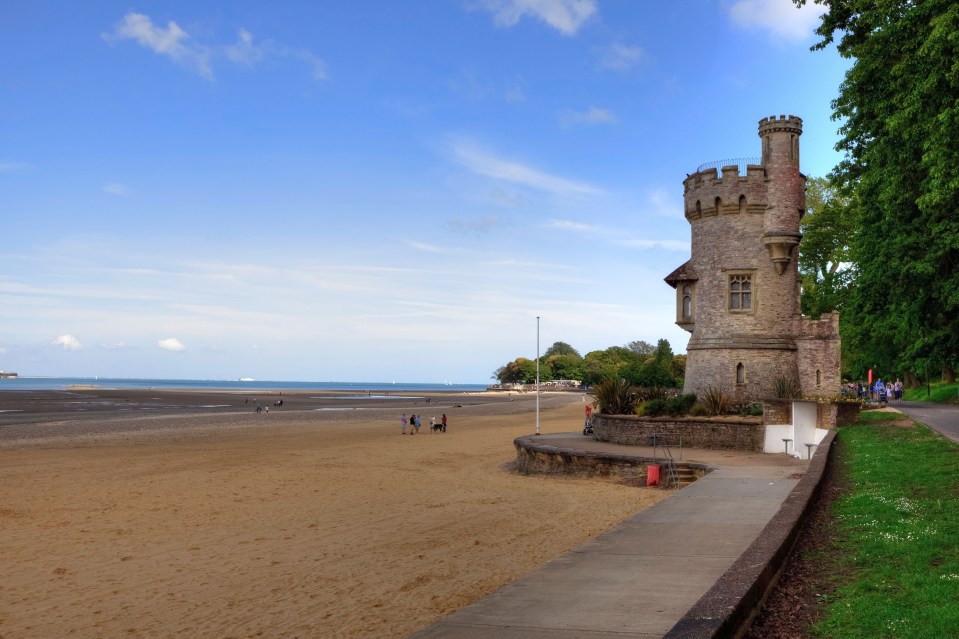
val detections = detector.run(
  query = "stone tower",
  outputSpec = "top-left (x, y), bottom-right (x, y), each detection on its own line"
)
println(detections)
top-left (665, 115), bottom-right (840, 399)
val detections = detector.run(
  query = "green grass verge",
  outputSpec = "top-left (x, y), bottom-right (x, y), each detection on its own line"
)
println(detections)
top-left (902, 381), bottom-right (959, 404)
top-left (813, 417), bottom-right (959, 638)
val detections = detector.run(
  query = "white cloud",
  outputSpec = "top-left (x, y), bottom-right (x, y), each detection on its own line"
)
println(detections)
top-left (295, 50), bottom-right (328, 81)
top-left (158, 337), bottom-right (187, 352)
top-left (558, 106), bottom-right (618, 128)
top-left (547, 219), bottom-right (599, 233)
top-left (621, 238), bottom-right (689, 251)
top-left (446, 214), bottom-right (503, 235)
top-left (105, 13), bottom-right (213, 79)
top-left (476, 0), bottom-right (597, 36)
top-left (102, 182), bottom-right (130, 196)
top-left (53, 335), bottom-right (83, 351)
top-left (409, 241), bottom-right (449, 254)
top-left (726, 0), bottom-right (823, 42)
top-left (598, 43), bottom-right (648, 71)
top-left (450, 140), bottom-right (601, 197)
top-left (225, 28), bottom-right (264, 66)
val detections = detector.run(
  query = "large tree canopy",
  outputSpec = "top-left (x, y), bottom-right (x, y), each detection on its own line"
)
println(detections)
top-left (798, 0), bottom-right (959, 382)
top-left (799, 176), bottom-right (854, 318)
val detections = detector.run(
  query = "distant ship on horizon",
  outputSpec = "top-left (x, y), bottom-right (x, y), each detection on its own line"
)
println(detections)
top-left (0, 370), bottom-right (18, 379)
top-left (238, 377), bottom-right (255, 382)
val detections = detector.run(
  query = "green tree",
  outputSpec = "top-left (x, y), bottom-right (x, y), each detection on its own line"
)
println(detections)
top-left (581, 346), bottom-right (638, 386)
top-left (543, 341), bottom-right (581, 358)
top-left (547, 354), bottom-right (584, 381)
top-left (799, 176), bottom-right (855, 318)
top-left (798, 0), bottom-right (959, 381)
top-left (493, 357), bottom-right (538, 384)
top-left (625, 340), bottom-right (656, 356)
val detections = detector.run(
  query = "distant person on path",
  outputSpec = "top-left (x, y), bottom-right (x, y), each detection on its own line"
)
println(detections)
top-left (401, 414), bottom-right (408, 435)
top-left (894, 378), bottom-right (903, 402)
top-left (875, 378), bottom-right (887, 404)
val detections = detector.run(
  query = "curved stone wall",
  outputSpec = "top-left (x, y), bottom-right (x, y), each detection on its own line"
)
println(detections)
top-left (592, 413), bottom-right (765, 453)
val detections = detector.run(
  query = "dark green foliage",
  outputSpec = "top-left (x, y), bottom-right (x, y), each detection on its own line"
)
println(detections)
top-left (592, 377), bottom-right (638, 415)
top-left (699, 387), bottom-right (732, 416)
top-left (643, 398), bottom-right (668, 417)
top-left (798, 0), bottom-right (959, 382)
top-left (799, 176), bottom-right (855, 318)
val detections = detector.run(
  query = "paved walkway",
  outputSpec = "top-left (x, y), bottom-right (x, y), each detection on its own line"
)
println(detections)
top-left (897, 401), bottom-right (959, 444)
top-left (410, 434), bottom-right (809, 639)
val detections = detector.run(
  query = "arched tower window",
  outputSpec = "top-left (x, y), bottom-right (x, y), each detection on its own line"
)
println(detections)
top-left (682, 285), bottom-right (692, 319)
top-left (736, 363), bottom-right (745, 385)
top-left (739, 194), bottom-right (746, 215)
top-left (816, 369), bottom-right (822, 387)
top-left (715, 197), bottom-right (721, 216)
top-left (696, 200), bottom-right (702, 217)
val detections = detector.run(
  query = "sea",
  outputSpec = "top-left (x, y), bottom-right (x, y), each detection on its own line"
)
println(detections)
top-left (0, 377), bottom-right (488, 393)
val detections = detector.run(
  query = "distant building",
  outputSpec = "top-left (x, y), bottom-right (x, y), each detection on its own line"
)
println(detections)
top-left (665, 115), bottom-right (840, 399)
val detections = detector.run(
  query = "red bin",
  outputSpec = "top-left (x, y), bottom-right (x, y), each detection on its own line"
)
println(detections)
top-left (647, 464), bottom-right (660, 487)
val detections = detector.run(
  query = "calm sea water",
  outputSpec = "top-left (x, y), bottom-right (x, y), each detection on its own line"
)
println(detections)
top-left (0, 377), bottom-right (488, 393)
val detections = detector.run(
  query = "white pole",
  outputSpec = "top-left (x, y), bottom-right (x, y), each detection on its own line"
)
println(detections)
top-left (535, 316), bottom-right (540, 436)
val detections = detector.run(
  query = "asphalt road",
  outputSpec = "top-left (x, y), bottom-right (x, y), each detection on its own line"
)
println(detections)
top-left (896, 401), bottom-right (959, 444)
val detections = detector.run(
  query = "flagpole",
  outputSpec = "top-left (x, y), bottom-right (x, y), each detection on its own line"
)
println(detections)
top-left (535, 316), bottom-right (540, 436)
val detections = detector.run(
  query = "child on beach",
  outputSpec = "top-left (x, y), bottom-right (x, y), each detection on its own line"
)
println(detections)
top-left (401, 414), bottom-right (407, 435)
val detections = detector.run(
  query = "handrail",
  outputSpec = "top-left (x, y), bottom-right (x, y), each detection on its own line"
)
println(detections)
top-left (695, 157), bottom-right (761, 173)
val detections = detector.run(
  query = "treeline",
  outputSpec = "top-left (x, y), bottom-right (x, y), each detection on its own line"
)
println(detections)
top-left (798, 1), bottom-right (959, 387)
top-left (492, 339), bottom-right (685, 388)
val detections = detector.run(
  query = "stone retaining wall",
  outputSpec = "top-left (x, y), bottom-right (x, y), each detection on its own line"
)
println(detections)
top-left (592, 414), bottom-right (765, 453)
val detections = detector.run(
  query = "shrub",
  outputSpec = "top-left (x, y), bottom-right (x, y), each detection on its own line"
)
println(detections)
top-left (634, 386), bottom-right (673, 402)
top-left (667, 393), bottom-right (698, 416)
top-left (643, 398), bottom-right (668, 417)
top-left (700, 387), bottom-right (732, 416)
top-left (592, 377), bottom-right (638, 415)
top-left (773, 376), bottom-right (801, 399)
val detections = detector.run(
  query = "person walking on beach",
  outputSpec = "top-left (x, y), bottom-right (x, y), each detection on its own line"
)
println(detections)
top-left (414, 415), bottom-right (421, 433)
top-left (401, 414), bottom-right (408, 435)
top-left (430, 416), bottom-right (436, 432)
top-left (441, 414), bottom-right (447, 432)
top-left (409, 414), bottom-right (416, 435)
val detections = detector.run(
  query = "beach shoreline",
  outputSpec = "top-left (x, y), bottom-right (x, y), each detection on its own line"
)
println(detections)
top-left (0, 390), bottom-right (665, 638)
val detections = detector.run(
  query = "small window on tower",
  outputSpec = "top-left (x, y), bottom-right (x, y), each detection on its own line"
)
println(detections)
top-left (736, 363), bottom-right (745, 385)
top-left (729, 274), bottom-right (752, 311)
top-left (682, 285), bottom-right (693, 319)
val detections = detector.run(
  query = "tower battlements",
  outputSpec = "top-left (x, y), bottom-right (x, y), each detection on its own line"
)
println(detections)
top-left (758, 114), bottom-right (803, 136)
top-left (683, 163), bottom-right (768, 220)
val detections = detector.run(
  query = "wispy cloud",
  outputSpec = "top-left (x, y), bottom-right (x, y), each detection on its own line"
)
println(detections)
top-left (446, 214), bottom-right (503, 235)
top-left (620, 238), bottom-right (689, 251)
top-left (409, 241), bottom-right (449, 254)
top-left (726, 0), bottom-right (823, 42)
top-left (52, 334), bottom-right (83, 351)
top-left (0, 161), bottom-right (32, 173)
top-left (546, 219), bottom-right (599, 233)
top-left (474, 0), bottom-right (598, 36)
top-left (105, 14), bottom-right (327, 81)
top-left (104, 13), bottom-right (213, 79)
top-left (102, 182), bottom-right (130, 196)
top-left (648, 187), bottom-right (684, 219)
top-left (598, 43), bottom-right (648, 72)
top-left (558, 106), bottom-right (617, 128)
top-left (158, 337), bottom-right (187, 352)
top-left (450, 140), bottom-right (601, 197)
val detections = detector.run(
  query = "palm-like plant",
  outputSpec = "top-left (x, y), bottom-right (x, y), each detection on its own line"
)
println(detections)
top-left (592, 377), bottom-right (638, 415)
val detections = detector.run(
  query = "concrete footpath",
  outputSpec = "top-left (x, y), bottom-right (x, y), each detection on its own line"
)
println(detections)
top-left (410, 434), bottom-right (815, 639)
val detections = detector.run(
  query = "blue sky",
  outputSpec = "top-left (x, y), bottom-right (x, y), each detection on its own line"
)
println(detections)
top-left (1, 0), bottom-right (847, 383)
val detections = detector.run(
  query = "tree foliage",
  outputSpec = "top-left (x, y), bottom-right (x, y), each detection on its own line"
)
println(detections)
top-left (799, 176), bottom-right (855, 318)
top-left (798, 0), bottom-right (959, 381)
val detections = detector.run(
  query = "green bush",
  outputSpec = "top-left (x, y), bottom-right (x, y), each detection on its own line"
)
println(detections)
top-left (643, 398), bottom-right (668, 417)
top-left (592, 377), bottom-right (638, 415)
top-left (773, 376), bottom-right (801, 399)
top-left (667, 393), bottom-right (697, 416)
top-left (700, 387), bottom-right (732, 416)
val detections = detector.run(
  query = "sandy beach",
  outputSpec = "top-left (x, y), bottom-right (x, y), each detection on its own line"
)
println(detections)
top-left (0, 389), bottom-right (667, 638)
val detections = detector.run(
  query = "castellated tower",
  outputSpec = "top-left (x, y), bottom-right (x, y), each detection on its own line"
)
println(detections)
top-left (665, 115), bottom-right (840, 400)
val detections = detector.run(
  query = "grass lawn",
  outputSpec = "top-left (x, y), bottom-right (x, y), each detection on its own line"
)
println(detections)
top-left (813, 410), bottom-right (959, 637)
top-left (902, 380), bottom-right (959, 403)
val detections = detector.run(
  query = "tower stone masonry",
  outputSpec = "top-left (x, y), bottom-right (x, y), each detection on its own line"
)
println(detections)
top-left (665, 115), bottom-right (841, 400)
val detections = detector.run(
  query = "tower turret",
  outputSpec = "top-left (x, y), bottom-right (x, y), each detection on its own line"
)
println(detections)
top-left (758, 115), bottom-right (805, 275)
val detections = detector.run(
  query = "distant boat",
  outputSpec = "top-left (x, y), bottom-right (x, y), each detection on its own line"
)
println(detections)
top-left (239, 377), bottom-right (255, 382)
top-left (0, 370), bottom-right (17, 379)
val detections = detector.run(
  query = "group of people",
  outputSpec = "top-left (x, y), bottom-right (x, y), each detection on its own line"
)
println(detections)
top-left (400, 413), bottom-right (447, 434)
top-left (849, 378), bottom-right (903, 403)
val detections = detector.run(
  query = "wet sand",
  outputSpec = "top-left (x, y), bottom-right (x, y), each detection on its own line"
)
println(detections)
top-left (0, 390), bottom-right (667, 638)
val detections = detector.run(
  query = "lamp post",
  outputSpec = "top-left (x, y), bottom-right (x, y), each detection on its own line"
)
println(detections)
top-left (535, 315), bottom-right (540, 436)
